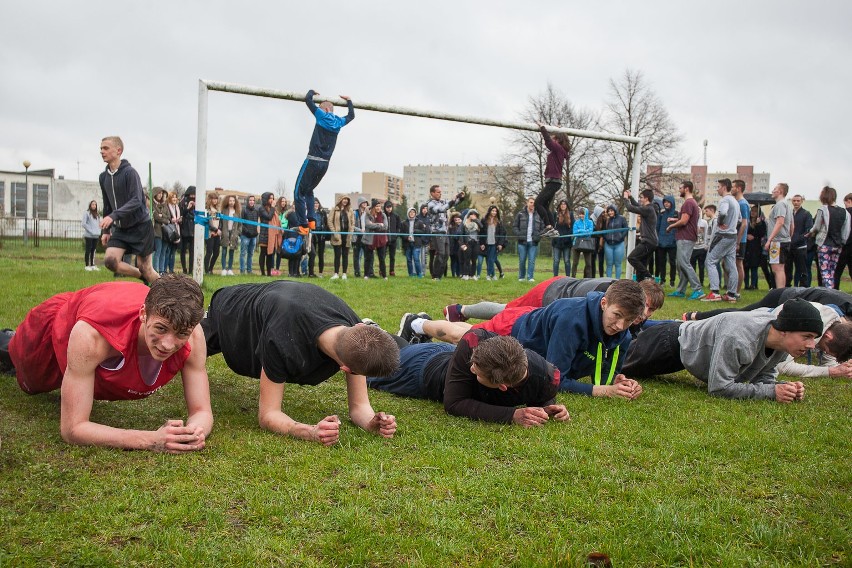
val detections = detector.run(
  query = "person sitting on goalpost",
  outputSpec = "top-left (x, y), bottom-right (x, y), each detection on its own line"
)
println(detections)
top-left (293, 89), bottom-right (355, 236)
top-left (367, 329), bottom-right (569, 427)
top-left (443, 276), bottom-right (664, 337)
top-left (201, 281), bottom-right (399, 446)
top-left (399, 280), bottom-right (647, 400)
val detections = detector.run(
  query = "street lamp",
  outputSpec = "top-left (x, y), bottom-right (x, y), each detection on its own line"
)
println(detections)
top-left (22, 160), bottom-right (31, 245)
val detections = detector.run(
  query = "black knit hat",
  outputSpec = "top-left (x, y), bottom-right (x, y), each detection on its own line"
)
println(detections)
top-left (771, 299), bottom-right (823, 336)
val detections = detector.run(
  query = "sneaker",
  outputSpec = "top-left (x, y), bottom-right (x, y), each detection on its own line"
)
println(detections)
top-left (330, 273), bottom-right (339, 280)
top-left (227, 270), bottom-right (235, 276)
top-left (0, 328), bottom-right (16, 374)
top-left (518, 278), bottom-right (525, 282)
top-left (414, 312), bottom-right (433, 343)
top-left (398, 313), bottom-right (419, 343)
top-left (92, 265), bottom-right (100, 271)
top-left (341, 273), bottom-right (348, 280)
top-left (221, 269), bottom-right (228, 276)
top-left (688, 290), bottom-right (705, 300)
top-left (486, 276), bottom-right (493, 281)
top-left (364, 276), bottom-right (369, 280)
top-left (462, 275), bottom-right (469, 281)
top-left (270, 270), bottom-right (281, 276)
top-left (668, 291), bottom-right (685, 298)
top-left (472, 275), bottom-right (479, 281)
top-left (443, 304), bottom-right (467, 323)
top-left (528, 278), bottom-right (535, 282)
top-left (701, 292), bottom-right (722, 302)
top-left (721, 293), bottom-right (739, 303)
top-left (85, 266), bottom-right (92, 271)
top-left (499, 272), bottom-right (504, 279)
top-left (389, 271), bottom-right (395, 277)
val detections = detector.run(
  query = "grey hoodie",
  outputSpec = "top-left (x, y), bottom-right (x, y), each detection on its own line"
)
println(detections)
top-left (679, 311), bottom-right (789, 400)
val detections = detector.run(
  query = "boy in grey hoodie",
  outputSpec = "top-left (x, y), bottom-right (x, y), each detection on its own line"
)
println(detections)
top-left (622, 299), bottom-right (822, 402)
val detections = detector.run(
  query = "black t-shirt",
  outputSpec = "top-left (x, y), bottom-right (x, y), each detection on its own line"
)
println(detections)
top-left (205, 281), bottom-right (360, 384)
top-left (782, 287), bottom-right (852, 317)
top-left (428, 329), bottom-right (560, 423)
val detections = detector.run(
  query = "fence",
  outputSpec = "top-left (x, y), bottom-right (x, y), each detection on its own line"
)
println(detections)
top-left (0, 217), bottom-right (92, 251)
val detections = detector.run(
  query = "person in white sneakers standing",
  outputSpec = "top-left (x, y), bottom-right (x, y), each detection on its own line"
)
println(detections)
top-left (82, 200), bottom-right (101, 271)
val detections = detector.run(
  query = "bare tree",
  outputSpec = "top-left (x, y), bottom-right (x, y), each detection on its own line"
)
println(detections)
top-left (275, 178), bottom-right (287, 196)
top-left (600, 69), bottom-right (685, 199)
top-left (493, 83), bottom-right (608, 218)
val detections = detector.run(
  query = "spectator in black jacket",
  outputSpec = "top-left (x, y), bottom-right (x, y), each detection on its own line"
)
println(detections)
top-left (383, 201), bottom-right (401, 276)
top-left (787, 194), bottom-right (813, 287)
top-left (480, 205), bottom-right (509, 280)
top-left (308, 198), bottom-right (329, 277)
top-left (178, 186), bottom-right (197, 274)
top-left (239, 195), bottom-right (259, 274)
top-left (834, 193), bottom-right (852, 289)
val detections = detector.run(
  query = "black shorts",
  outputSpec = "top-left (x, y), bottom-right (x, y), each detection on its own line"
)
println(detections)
top-left (107, 222), bottom-right (155, 257)
top-left (778, 242), bottom-right (790, 265)
top-left (736, 242), bottom-right (746, 260)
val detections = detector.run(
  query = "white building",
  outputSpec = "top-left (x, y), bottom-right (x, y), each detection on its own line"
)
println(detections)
top-left (403, 164), bottom-right (510, 207)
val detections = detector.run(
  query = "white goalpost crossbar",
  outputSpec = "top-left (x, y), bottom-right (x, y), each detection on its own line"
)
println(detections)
top-left (193, 79), bottom-right (644, 284)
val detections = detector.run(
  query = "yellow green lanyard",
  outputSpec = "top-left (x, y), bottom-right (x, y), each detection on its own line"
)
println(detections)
top-left (593, 343), bottom-right (619, 386)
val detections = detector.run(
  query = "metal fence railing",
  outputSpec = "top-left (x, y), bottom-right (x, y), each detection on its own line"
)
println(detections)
top-left (0, 217), bottom-right (90, 251)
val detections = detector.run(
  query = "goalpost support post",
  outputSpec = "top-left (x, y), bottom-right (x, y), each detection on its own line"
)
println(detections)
top-left (194, 79), bottom-right (643, 283)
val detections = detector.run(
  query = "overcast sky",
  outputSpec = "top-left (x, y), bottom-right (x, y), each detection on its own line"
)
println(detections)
top-left (2, 1), bottom-right (850, 205)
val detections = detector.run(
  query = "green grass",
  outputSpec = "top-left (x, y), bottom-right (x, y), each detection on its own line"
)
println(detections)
top-left (1, 246), bottom-right (850, 567)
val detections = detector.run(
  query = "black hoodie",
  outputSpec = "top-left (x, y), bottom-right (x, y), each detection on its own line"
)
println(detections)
top-left (241, 195), bottom-right (260, 238)
top-left (98, 159), bottom-right (149, 229)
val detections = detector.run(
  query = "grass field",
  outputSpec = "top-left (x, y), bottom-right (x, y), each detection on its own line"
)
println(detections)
top-left (0, 246), bottom-right (850, 567)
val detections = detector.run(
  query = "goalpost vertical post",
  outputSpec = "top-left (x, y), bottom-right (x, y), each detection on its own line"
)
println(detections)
top-left (625, 139), bottom-right (643, 281)
top-left (194, 80), bottom-right (209, 283)
top-left (192, 79), bottom-right (643, 285)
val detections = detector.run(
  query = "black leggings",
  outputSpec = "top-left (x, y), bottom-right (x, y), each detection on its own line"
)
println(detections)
top-left (205, 236), bottom-right (221, 273)
top-left (84, 237), bottom-right (98, 266)
top-left (694, 287), bottom-right (786, 320)
top-left (180, 237), bottom-right (194, 273)
top-left (534, 181), bottom-right (561, 228)
top-left (258, 248), bottom-right (274, 276)
top-left (333, 245), bottom-right (349, 274)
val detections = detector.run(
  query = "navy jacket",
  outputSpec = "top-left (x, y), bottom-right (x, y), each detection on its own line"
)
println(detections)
top-left (510, 292), bottom-right (631, 395)
top-left (99, 160), bottom-right (149, 229)
top-left (305, 90), bottom-right (354, 160)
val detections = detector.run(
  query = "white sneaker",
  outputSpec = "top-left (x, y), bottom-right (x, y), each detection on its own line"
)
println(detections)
top-left (486, 276), bottom-right (492, 281)
top-left (85, 266), bottom-right (92, 271)
top-left (330, 273), bottom-right (339, 280)
top-left (221, 269), bottom-right (228, 276)
top-left (462, 275), bottom-right (469, 280)
top-left (227, 270), bottom-right (234, 276)
top-left (473, 275), bottom-right (479, 281)
top-left (528, 278), bottom-right (535, 282)
top-left (341, 273), bottom-right (348, 280)
top-left (92, 265), bottom-right (100, 271)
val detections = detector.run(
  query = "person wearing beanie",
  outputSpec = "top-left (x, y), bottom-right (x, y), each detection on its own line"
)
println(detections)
top-left (622, 298), bottom-right (822, 402)
top-left (293, 89), bottom-right (355, 235)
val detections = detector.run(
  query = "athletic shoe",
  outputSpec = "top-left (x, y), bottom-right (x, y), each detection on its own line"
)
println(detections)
top-left (486, 276), bottom-right (493, 281)
top-left (443, 304), bottom-right (467, 323)
top-left (462, 275), bottom-right (469, 280)
top-left (271, 270), bottom-right (281, 276)
top-left (227, 270), bottom-right (235, 276)
top-left (220, 269), bottom-right (228, 276)
top-left (721, 293), bottom-right (739, 303)
top-left (398, 313), bottom-right (419, 344)
top-left (84, 266), bottom-right (92, 271)
top-left (414, 312), bottom-right (433, 343)
top-left (330, 273), bottom-right (339, 280)
top-left (341, 273), bottom-right (347, 280)
top-left (528, 278), bottom-right (535, 282)
top-left (92, 265), bottom-right (100, 271)
top-left (518, 278), bottom-right (525, 282)
top-left (688, 290), bottom-right (705, 300)
top-left (499, 273), bottom-right (505, 279)
top-left (668, 291), bottom-right (685, 298)
top-left (701, 292), bottom-right (722, 302)
top-left (0, 328), bottom-right (16, 374)
top-left (472, 275), bottom-right (479, 281)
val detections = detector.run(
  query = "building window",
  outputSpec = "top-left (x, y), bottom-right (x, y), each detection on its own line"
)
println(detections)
top-left (12, 182), bottom-right (26, 218)
top-left (33, 184), bottom-right (49, 218)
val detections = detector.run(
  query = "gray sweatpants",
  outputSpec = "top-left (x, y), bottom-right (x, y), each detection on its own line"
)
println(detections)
top-left (705, 234), bottom-right (737, 294)
top-left (674, 239), bottom-right (701, 294)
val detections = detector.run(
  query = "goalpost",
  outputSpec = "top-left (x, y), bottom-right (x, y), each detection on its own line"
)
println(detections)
top-left (193, 79), bottom-right (644, 284)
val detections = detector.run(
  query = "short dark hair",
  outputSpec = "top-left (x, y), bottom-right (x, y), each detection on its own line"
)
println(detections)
top-left (681, 181), bottom-right (694, 193)
top-left (638, 279), bottom-right (665, 311)
top-left (337, 326), bottom-right (400, 377)
top-left (717, 178), bottom-right (732, 192)
top-left (733, 179), bottom-right (746, 192)
top-left (429, 185), bottom-right (441, 194)
top-left (469, 335), bottom-right (527, 386)
top-left (603, 280), bottom-right (646, 321)
top-left (704, 204), bottom-right (717, 212)
top-left (819, 186), bottom-right (837, 205)
top-left (145, 274), bottom-right (204, 334)
top-left (823, 321), bottom-right (852, 362)
top-left (640, 189), bottom-right (654, 203)
top-left (844, 193), bottom-right (852, 203)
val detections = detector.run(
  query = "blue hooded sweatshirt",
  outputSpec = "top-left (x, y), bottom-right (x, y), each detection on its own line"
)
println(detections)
top-left (656, 195), bottom-right (678, 248)
top-left (509, 292), bottom-right (632, 395)
top-left (305, 89), bottom-right (355, 160)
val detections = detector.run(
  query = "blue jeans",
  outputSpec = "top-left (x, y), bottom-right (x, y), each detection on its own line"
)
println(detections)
top-left (164, 242), bottom-right (177, 273)
top-left (221, 246), bottom-right (235, 271)
top-left (240, 235), bottom-right (256, 273)
top-left (604, 241), bottom-right (625, 278)
top-left (552, 246), bottom-right (571, 276)
top-left (518, 241), bottom-right (538, 280)
top-left (484, 244), bottom-right (499, 278)
top-left (405, 246), bottom-right (423, 276)
top-left (366, 343), bottom-right (454, 399)
top-left (153, 237), bottom-right (165, 273)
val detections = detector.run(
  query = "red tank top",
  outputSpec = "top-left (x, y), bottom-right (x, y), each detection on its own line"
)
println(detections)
top-left (51, 282), bottom-right (191, 401)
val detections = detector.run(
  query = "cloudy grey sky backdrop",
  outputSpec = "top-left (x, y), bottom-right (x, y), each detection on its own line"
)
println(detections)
top-left (2, 1), bottom-right (850, 205)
